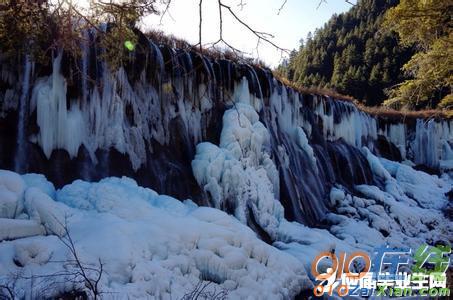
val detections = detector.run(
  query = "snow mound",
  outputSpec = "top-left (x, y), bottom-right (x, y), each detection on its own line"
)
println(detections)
top-left (379, 157), bottom-right (449, 209)
top-left (0, 219), bottom-right (45, 241)
top-left (14, 239), bottom-right (53, 266)
top-left (0, 169), bottom-right (25, 218)
top-left (22, 173), bottom-right (56, 198)
top-left (25, 188), bottom-right (69, 237)
top-left (320, 150), bottom-right (452, 253)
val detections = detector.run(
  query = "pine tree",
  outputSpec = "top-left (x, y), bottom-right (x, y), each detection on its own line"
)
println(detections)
top-left (276, 0), bottom-right (414, 107)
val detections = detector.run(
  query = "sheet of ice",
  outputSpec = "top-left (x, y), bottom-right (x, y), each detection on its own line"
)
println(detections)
top-left (294, 127), bottom-right (317, 171)
top-left (2, 73), bottom-right (452, 298)
top-left (192, 92), bottom-right (452, 295)
top-left (313, 97), bottom-right (377, 148)
top-left (0, 145), bottom-right (450, 298)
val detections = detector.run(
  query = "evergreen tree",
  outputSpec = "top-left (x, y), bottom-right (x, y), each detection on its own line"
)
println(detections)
top-left (277, 0), bottom-right (414, 107)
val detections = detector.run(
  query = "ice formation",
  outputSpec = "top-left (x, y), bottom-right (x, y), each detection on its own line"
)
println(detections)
top-left (413, 118), bottom-right (453, 169)
top-left (28, 48), bottom-right (210, 171)
top-left (0, 172), bottom-right (310, 299)
top-left (192, 102), bottom-right (283, 238)
top-left (313, 97), bottom-right (378, 148)
top-left (4, 45), bottom-right (449, 177)
top-left (191, 95), bottom-right (453, 278)
top-left (2, 151), bottom-right (449, 298)
top-left (326, 150), bottom-right (451, 251)
top-left (31, 52), bottom-right (86, 160)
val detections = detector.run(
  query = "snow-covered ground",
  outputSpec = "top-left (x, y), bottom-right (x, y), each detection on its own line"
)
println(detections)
top-left (0, 157), bottom-right (450, 298)
top-left (0, 170), bottom-right (310, 299)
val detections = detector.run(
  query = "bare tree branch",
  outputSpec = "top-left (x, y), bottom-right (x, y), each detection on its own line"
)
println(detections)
top-left (199, 0), bottom-right (289, 57)
top-left (277, 0), bottom-right (287, 15)
top-left (318, 0), bottom-right (355, 9)
top-left (43, 215), bottom-right (104, 300)
top-left (199, 0), bottom-right (203, 52)
top-left (237, 0), bottom-right (246, 10)
top-left (182, 280), bottom-right (228, 300)
top-left (159, 0), bottom-right (174, 25)
top-left (317, 0), bottom-right (327, 9)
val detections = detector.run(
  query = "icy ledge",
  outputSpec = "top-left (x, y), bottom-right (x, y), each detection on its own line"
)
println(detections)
top-left (0, 170), bottom-right (310, 299)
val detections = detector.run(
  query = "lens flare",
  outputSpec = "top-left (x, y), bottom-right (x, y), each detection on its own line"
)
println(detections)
top-left (124, 40), bottom-right (135, 51)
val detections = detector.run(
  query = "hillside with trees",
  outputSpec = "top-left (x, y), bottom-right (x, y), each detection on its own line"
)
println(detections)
top-left (276, 0), bottom-right (451, 110)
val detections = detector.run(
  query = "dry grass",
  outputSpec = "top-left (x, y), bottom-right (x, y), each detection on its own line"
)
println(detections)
top-left (274, 74), bottom-right (357, 102)
top-left (274, 74), bottom-right (452, 120)
top-left (359, 105), bottom-right (453, 120)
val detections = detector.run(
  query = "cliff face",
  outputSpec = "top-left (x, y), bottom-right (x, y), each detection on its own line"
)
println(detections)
top-left (0, 30), bottom-right (452, 227)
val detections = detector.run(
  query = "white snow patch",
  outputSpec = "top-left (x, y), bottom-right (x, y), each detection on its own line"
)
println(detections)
top-left (24, 188), bottom-right (69, 237)
top-left (0, 219), bottom-right (45, 241)
top-left (0, 169), bottom-right (25, 218)
top-left (0, 171), bottom-right (310, 299)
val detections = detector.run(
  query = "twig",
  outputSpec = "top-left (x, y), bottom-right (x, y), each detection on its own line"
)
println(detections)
top-left (45, 215), bottom-right (104, 299)
top-left (219, 2), bottom-right (287, 52)
top-left (0, 284), bottom-right (15, 300)
top-left (277, 0), bottom-right (287, 15)
top-left (199, 0), bottom-right (203, 52)
top-left (159, 0), bottom-right (174, 25)
top-left (196, 0), bottom-right (289, 58)
top-left (317, 0), bottom-right (327, 9)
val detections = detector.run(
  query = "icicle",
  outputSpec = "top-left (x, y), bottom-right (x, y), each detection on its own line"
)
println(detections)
top-left (312, 98), bottom-right (377, 147)
top-left (412, 119), bottom-right (453, 168)
top-left (379, 123), bottom-right (407, 159)
top-left (32, 51), bottom-right (86, 159)
top-left (14, 56), bottom-right (32, 173)
top-left (81, 29), bottom-right (90, 106)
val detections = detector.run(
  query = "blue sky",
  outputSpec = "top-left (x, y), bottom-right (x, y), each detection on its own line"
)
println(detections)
top-left (142, 0), bottom-right (354, 67)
